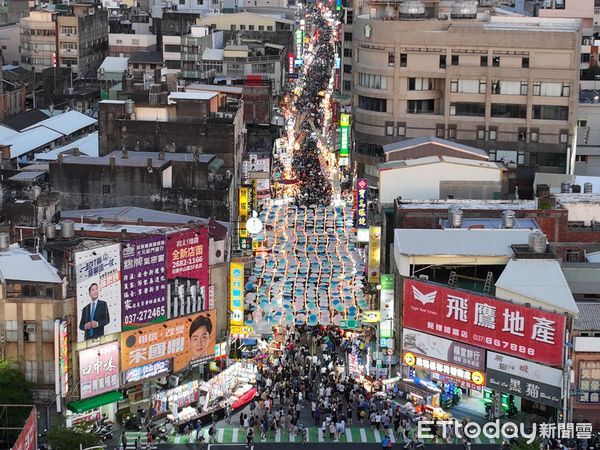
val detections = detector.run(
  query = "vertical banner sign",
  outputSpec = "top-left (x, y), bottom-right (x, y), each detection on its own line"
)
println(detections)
top-left (334, 68), bottom-right (340, 91)
top-left (380, 274), bottom-right (395, 339)
top-left (339, 113), bottom-right (350, 166)
top-left (356, 178), bottom-right (368, 228)
top-left (11, 407), bottom-right (36, 450)
top-left (121, 235), bottom-right (167, 329)
top-left (250, 181), bottom-right (257, 212)
top-left (368, 226), bottom-right (381, 284)
top-left (295, 29), bottom-right (304, 63)
top-left (239, 187), bottom-right (249, 240)
top-left (78, 341), bottom-right (120, 399)
top-left (75, 244), bottom-right (122, 343)
top-left (288, 52), bottom-right (295, 80)
top-left (59, 320), bottom-right (69, 396)
top-left (230, 262), bottom-right (244, 328)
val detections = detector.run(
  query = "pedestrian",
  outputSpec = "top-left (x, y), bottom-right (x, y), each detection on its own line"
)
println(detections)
top-left (209, 424), bottom-right (217, 443)
top-left (329, 422), bottom-right (336, 441)
top-left (121, 431), bottom-right (127, 450)
top-left (135, 437), bottom-right (141, 450)
top-left (247, 428), bottom-right (254, 448)
top-left (226, 404), bottom-right (232, 424)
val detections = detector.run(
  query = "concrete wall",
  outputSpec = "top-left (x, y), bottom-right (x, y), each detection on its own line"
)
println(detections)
top-left (0, 23), bottom-right (21, 65)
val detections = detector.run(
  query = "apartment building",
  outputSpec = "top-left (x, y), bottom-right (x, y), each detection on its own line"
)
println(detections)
top-left (352, 4), bottom-right (581, 190)
top-left (20, 4), bottom-right (108, 76)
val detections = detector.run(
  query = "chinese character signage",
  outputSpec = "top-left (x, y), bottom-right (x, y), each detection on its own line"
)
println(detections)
top-left (58, 320), bottom-right (69, 396)
top-left (368, 226), bottom-right (381, 284)
top-left (121, 310), bottom-right (216, 372)
top-left (230, 262), bottom-right (244, 327)
top-left (12, 408), bottom-right (36, 450)
top-left (166, 228), bottom-right (209, 311)
top-left (295, 29), bottom-right (304, 62)
top-left (403, 351), bottom-right (485, 390)
top-left (288, 52), bottom-right (295, 80)
top-left (403, 328), bottom-right (485, 371)
top-left (122, 235), bottom-right (167, 329)
top-left (340, 113), bottom-right (350, 166)
top-left (486, 351), bottom-right (562, 387)
top-left (79, 342), bottom-right (120, 399)
top-left (75, 244), bottom-right (122, 342)
top-left (124, 359), bottom-right (171, 385)
top-left (356, 178), bottom-right (368, 228)
top-left (239, 187), bottom-right (249, 239)
top-left (380, 274), bottom-right (394, 339)
top-left (486, 369), bottom-right (561, 408)
top-left (403, 279), bottom-right (566, 366)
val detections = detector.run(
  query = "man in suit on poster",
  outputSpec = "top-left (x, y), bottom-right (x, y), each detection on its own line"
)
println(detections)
top-left (79, 282), bottom-right (110, 340)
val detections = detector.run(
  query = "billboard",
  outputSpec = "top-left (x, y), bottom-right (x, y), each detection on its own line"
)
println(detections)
top-left (339, 113), bottom-right (350, 165)
top-left (368, 226), bottom-right (381, 284)
top-left (486, 369), bottom-right (561, 408)
top-left (403, 352), bottom-right (485, 390)
top-left (239, 187), bottom-right (249, 239)
top-left (58, 320), bottom-right (69, 396)
top-left (486, 351), bottom-right (562, 387)
top-left (402, 328), bottom-right (486, 371)
top-left (230, 262), bottom-right (244, 327)
top-left (295, 29), bottom-right (304, 62)
top-left (75, 243), bottom-right (122, 342)
top-left (356, 178), bottom-right (368, 229)
top-left (122, 235), bottom-right (167, 329)
top-left (403, 279), bottom-right (566, 366)
top-left (121, 309), bottom-right (216, 372)
top-left (79, 342), bottom-right (120, 399)
top-left (124, 359), bottom-right (171, 385)
top-left (380, 274), bottom-right (395, 339)
top-left (166, 227), bottom-right (209, 313)
top-left (12, 408), bottom-right (36, 450)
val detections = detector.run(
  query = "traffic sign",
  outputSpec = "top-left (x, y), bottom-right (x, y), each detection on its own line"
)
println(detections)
top-left (340, 319), bottom-right (360, 329)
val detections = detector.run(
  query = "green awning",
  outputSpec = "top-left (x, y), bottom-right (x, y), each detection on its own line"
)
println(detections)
top-left (208, 157), bottom-right (225, 173)
top-left (67, 391), bottom-right (123, 413)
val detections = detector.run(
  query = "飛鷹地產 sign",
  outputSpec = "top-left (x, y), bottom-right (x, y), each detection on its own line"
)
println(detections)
top-left (403, 278), bottom-right (566, 366)
top-left (121, 309), bottom-right (216, 372)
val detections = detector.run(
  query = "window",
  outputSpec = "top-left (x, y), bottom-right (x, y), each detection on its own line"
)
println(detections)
top-left (489, 127), bottom-right (497, 141)
top-left (358, 95), bottom-right (387, 112)
top-left (343, 80), bottom-right (352, 91)
top-left (5, 320), bottom-right (17, 342)
top-left (560, 130), bottom-right (569, 143)
top-left (230, 24), bottom-right (236, 30)
top-left (533, 82), bottom-right (567, 97)
top-left (343, 64), bottom-right (352, 74)
top-left (397, 122), bottom-right (406, 136)
top-left (344, 32), bottom-right (353, 41)
top-left (450, 79), bottom-right (486, 94)
top-left (258, 25), bottom-right (264, 31)
top-left (43, 361), bottom-right (55, 385)
top-left (25, 361), bottom-right (37, 383)
top-left (492, 56), bottom-right (500, 67)
top-left (576, 155), bottom-right (588, 162)
top-left (448, 125), bottom-right (457, 140)
top-left (239, 24), bottom-right (246, 30)
top-left (562, 83), bottom-right (570, 97)
top-left (533, 105), bottom-right (568, 121)
top-left (578, 120), bottom-right (588, 127)
top-left (477, 127), bottom-right (486, 140)
top-left (267, 26), bottom-right (273, 31)
top-left (518, 128), bottom-right (527, 142)
top-left (531, 152), bottom-right (566, 167)
top-left (388, 52), bottom-right (395, 67)
top-left (491, 103), bottom-right (527, 119)
top-left (439, 55), bottom-right (446, 69)
top-left (582, 53), bottom-right (591, 63)
top-left (450, 102), bottom-right (485, 117)
top-left (530, 129), bottom-right (539, 143)
top-left (344, 48), bottom-right (352, 58)
top-left (249, 25), bottom-right (255, 30)
top-left (481, 55), bottom-right (488, 67)
top-left (451, 55), bottom-right (459, 66)
top-left (400, 53), bottom-right (407, 67)
top-left (42, 320), bottom-right (54, 342)
top-left (578, 361), bottom-right (600, 403)
top-left (164, 44), bottom-right (181, 53)
top-left (102, 185), bottom-right (111, 194)
top-left (24, 321), bottom-right (36, 342)
top-left (359, 73), bottom-right (388, 89)
top-left (385, 121), bottom-right (394, 136)
top-left (345, 10), bottom-right (353, 24)
top-left (436, 125), bottom-right (445, 138)
top-left (408, 78), bottom-right (434, 91)
top-left (566, 250), bottom-right (580, 262)
top-left (492, 80), bottom-right (527, 95)
top-left (522, 57), bottom-right (529, 68)
top-left (407, 99), bottom-right (435, 114)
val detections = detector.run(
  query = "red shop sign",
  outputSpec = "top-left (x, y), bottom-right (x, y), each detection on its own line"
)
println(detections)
top-left (403, 279), bottom-right (566, 366)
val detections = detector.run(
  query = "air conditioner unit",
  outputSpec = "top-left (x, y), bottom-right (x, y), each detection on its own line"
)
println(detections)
top-left (25, 324), bottom-right (36, 333)
top-left (214, 111), bottom-right (224, 118)
top-left (223, 112), bottom-right (234, 119)
top-left (418, 274), bottom-right (429, 281)
top-left (210, 8), bottom-right (220, 13)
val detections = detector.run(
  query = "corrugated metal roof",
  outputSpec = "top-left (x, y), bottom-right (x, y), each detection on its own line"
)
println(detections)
top-left (22, 111), bottom-right (97, 136)
top-left (0, 126), bottom-right (64, 159)
top-left (35, 132), bottom-right (99, 161)
top-left (202, 48), bottom-right (224, 61)
top-left (496, 259), bottom-right (579, 315)
top-left (98, 56), bottom-right (129, 73)
top-left (7, 171), bottom-right (46, 181)
top-left (0, 244), bottom-right (62, 283)
top-left (383, 136), bottom-right (489, 158)
top-left (574, 302), bottom-right (600, 331)
top-left (561, 263), bottom-right (600, 295)
top-left (394, 228), bottom-right (531, 257)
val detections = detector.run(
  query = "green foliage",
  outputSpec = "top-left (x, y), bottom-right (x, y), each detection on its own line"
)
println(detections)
top-left (46, 425), bottom-right (102, 450)
top-left (0, 359), bottom-right (34, 446)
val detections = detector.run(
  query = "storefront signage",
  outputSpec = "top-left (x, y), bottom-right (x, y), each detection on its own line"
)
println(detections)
top-left (402, 328), bottom-right (485, 371)
top-left (215, 341), bottom-right (228, 360)
top-left (380, 274), bottom-right (395, 339)
top-left (75, 243), bottom-right (122, 342)
top-left (486, 369), bottom-right (561, 408)
top-left (356, 178), bottom-right (368, 229)
top-left (361, 310), bottom-right (381, 323)
top-left (295, 29), bottom-right (304, 62)
top-left (230, 262), bottom-right (244, 327)
top-left (334, 68), bottom-right (340, 91)
top-left (403, 279), bottom-right (566, 366)
top-left (152, 380), bottom-right (200, 415)
top-left (368, 226), bottom-right (381, 284)
top-left (124, 359), bottom-right (171, 384)
top-left (403, 351), bottom-right (485, 387)
top-left (121, 235), bottom-right (167, 329)
top-left (574, 336), bottom-right (600, 352)
top-left (239, 187), bottom-right (249, 239)
top-left (121, 310), bottom-right (216, 372)
top-left (340, 319), bottom-right (361, 329)
top-left (79, 342), bottom-right (120, 399)
top-left (339, 113), bottom-right (350, 165)
top-left (288, 52), bottom-right (295, 80)
top-left (487, 351), bottom-right (562, 387)
top-left (12, 407), bottom-right (36, 450)
top-left (58, 320), bottom-right (69, 396)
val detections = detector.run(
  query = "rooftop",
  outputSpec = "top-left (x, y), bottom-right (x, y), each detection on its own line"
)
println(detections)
top-left (555, 193), bottom-right (600, 204)
top-left (128, 51), bottom-right (163, 64)
top-left (1, 109), bottom-right (50, 132)
top-left (0, 244), bottom-right (62, 283)
top-left (573, 303), bottom-right (600, 331)
top-left (561, 263), bottom-right (600, 295)
top-left (441, 217), bottom-right (539, 230)
top-left (168, 91), bottom-right (218, 102)
top-left (22, 110), bottom-right (97, 136)
top-left (379, 155), bottom-right (505, 172)
top-left (393, 228), bottom-right (532, 257)
top-left (35, 132), bottom-right (99, 161)
top-left (55, 150), bottom-right (215, 167)
top-left (186, 84), bottom-right (243, 95)
top-left (98, 56), bottom-right (129, 74)
top-left (396, 199), bottom-right (537, 210)
top-left (202, 48), bottom-right (224, 61)
top-left (7, 171), bottom-right (47, 182)
top-left (382, 136), bottom-right (488, 160)
top-left (533, 173), bottom-right (600, 194)
top-left (0, 126), bottom-right (64, 159)
top-left (495, 259), bottom-right (579, 316)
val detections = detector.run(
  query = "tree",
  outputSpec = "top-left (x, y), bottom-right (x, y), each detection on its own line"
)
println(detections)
top-left (0, 359), bottom-right (34, 447)
top-left (46, 426), bottom-right (102, 450)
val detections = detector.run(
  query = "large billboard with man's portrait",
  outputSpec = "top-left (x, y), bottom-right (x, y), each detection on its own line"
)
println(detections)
top-left (75, 243), bottom-right (122, 342)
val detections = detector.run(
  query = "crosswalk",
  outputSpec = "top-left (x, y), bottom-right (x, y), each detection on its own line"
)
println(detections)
top-left (124, 428), bottom-right (500, 446)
